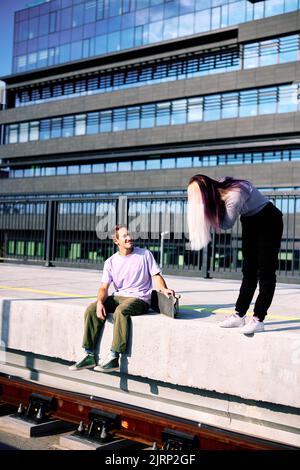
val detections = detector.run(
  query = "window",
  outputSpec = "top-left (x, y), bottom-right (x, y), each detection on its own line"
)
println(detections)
top-left (141, 104), bottom-right (155, 128)
top-left (279, 34), bottom-right (299, 63)
top-left (278, 84), bottom-right (297, 113)
top-left (19, 122), bottom-right (29, 143)
top-left (239, 90), bottom-right (257, 117)
top-left (203, 95), bottom-right (221, 121)
top-left (40, 120), bottom-right (51, 140)
top-left (259, 39), bottom-right (278, 67)
top-left (100, 110), bottom-right (112, 132)
top-left (62, 115), bottom-right (74, 137)
top-left (156, 102), bottom-right (171, 126)
top-left (258, 88), bottom-right (277, 114)
top-left (75, 114), bottom-right (86, 135)
top-left (171, 100), bottom-right (187, 125)
top-left (113, 108), bottom-right (126, 131)
top-left (222, 93), bottom-right (238, 119)
top-left (29, 121), bottom-right (39, 141)
top-left (187, 97), bottom-right (202, 122)
top-left (127, 106), bottom-right (140, 129)
top-left (87, 112), bottom-right (99, 134)
top-left (51, 117), bottom-right (62, 138)
top-left (8, 125), bottom-right (18, 144)
top-left (146, 159), bottom-right (160, 170)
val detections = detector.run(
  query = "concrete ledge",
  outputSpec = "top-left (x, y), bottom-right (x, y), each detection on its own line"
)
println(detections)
top-left (0, 297), bottom-right (299, 410)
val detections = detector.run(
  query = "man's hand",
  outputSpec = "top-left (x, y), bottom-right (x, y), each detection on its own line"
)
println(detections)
top-left (96, 301), bottom-right (106, 320)
top-left (159, 287), bottom-right (175, 298)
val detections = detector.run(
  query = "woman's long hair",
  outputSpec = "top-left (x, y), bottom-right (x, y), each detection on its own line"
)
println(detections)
top-left (187, 175), bottom-right (250, 250)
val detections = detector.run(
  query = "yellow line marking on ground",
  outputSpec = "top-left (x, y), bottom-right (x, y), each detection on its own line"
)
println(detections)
top-left (0, 286), bottom-right (298, 320)
top-left (0, 285), bottom-right (95, 298)
top-left (180, 305), bottom-right (300, 321)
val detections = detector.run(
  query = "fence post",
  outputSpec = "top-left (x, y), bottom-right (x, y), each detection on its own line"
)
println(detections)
top-left (201, 242), bottom-right (212, 279)
top-left (44, 200), bottom-right (57, 267)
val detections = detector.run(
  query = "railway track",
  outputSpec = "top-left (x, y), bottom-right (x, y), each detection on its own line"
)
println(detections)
top-left (0, 374), bottom-right (297, 452)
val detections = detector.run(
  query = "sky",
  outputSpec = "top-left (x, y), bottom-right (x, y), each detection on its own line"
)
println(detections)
top-left (0, 0), bottom-right (30, 77)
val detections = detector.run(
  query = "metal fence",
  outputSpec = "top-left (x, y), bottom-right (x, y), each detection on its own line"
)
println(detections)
top-left (0, 192), bottom-right (299, 282)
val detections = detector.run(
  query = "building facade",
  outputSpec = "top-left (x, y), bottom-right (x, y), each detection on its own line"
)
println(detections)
top-left (0, 0), bottom-right (300, 277)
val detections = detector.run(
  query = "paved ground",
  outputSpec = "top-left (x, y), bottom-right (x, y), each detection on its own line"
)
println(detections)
top-left (0, 263), bottom-right (299, 332)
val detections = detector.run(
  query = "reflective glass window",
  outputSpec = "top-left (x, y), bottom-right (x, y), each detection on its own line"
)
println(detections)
top-left (87, 112), bottom-right (99, 134)
top-left (29, 121), bottom-right (39, 141)
top-left (95, 35), bottom-right (107, 54)
top-left (279, 34), bottom-right (299, 63)
top-left (68, 165), bottom-right (79, 175)
top-left (61, 7), bottom-right (72, 29)
top-left (127, 106), bottom-right (140, 129)
top-left (146, 159), bottom-right (160, 170)
top-left (75, 114), bottom-right (86, 135)
top-left (163, 17), bottom-right (178, 40)
top-left (71, 41), bottom-right (82, 60)
top-left (133, 160), bottom-right (146, 170)
top-left (19, 122), bottom-right (29, 143)
top-left (141, 104), bottom-right (155, 128)
top-left (85, 0), bottom-right (96, 23)
top-left (80, 164), bottom-right (92, 174)
top-left (113, 108), bottom-right (126, 131)
top-left (100, 110), bottom-right (112, 132)
top-left (119, 161), bottom-right (132, 171)
top-left (278, 84), bottom-right (297, 113)
top-left (265, 0), bottom-right (284, 17)
top-left (72, 4), bottom-right (84, 27)
top-left (179, 14), bottom-right (194, 37)
top-left (203, 95), bottom-right (221, 121)
top-left (171, 100), bottom-right (187, 125)
top-left (177, 157), bottom-right (193, 168)
top-left (40, 120), bottom-right (51, 140)
top-left (258, 88), bottom-right (277, 114)
top-left (62, 115), bottom-right (74, 137)
top-left (92, 163), bottom-right (104, 173)
top-left (222, 93), bottom-right (238, 119)
top-left (239, 90), bottom-right (257, 117)
top-left (156, 102), bottom-right (171, 126)
top-left (107, 31), bottom-right (121, 52)
top-left (121, 28), bottom-right (134, 49)
top-left (194, 9), bottom-right (211, 33)
top-left (51, 117), bottom-right (62, 138)
top-left (38, 15), bottom-right (49, 36)
top-left (260, 39), bottom-right (278, 67)
top-left (57, 166), bottom-right (68, 175)
top-left (106, 162), bottom-right (117, 172)
top-left (162, 158), bottom-right (175, 169)
top-left (8, 125), bottom-right (18, 144)
top-left (243, 43), bottom-right (259, 69)
top-left (228, 0), bottom-right (246, 25)
top-left (28, 17), bottom-right (38, 39)
top-left (188, 97), bottom-right (202, 122)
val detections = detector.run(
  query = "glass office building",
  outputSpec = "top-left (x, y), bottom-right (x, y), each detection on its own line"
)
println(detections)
top-left (0, 0), bottom-right (300, 275)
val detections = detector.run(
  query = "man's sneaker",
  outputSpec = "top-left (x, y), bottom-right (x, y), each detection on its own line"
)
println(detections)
top-left (240, 317), bottom-right (264, 335)
top-left (219, 313), bottom-right (245, 328)
top-left (69, 354), bottom-right (96, 371)
top-left (94, 351), bottom-right (120, 373)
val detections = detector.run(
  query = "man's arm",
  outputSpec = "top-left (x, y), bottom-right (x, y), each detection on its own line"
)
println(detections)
top-left (152, 273), bottom-right (175, 298)
top-left (96, 282), bottom-right (110, 320)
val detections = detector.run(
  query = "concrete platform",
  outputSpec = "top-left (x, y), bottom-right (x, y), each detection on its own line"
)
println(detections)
top-left (0, 264), bottom-right (299, 446)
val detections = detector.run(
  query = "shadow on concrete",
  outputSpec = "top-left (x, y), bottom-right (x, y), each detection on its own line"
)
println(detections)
top-left (264, 319), bottom-right (300, 333)
top-left (0, 300), bottom-right (39, 381)
top-left (1, 300), bottom-right (10, 354)
top-left (177, 304), bottom-right (235, 319)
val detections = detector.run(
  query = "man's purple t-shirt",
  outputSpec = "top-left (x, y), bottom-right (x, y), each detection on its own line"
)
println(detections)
top-left (101, 247), bottom-right (161, 304)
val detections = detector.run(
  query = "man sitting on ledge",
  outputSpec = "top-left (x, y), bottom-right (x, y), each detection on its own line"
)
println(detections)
top-left (69, 225), bottom-right (175, 373)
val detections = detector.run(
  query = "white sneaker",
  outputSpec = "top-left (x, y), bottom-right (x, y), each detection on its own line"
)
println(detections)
top-left (219, 313), bottom-right (245, 328)
top-left (240, 317), bottom-right (264, 335)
